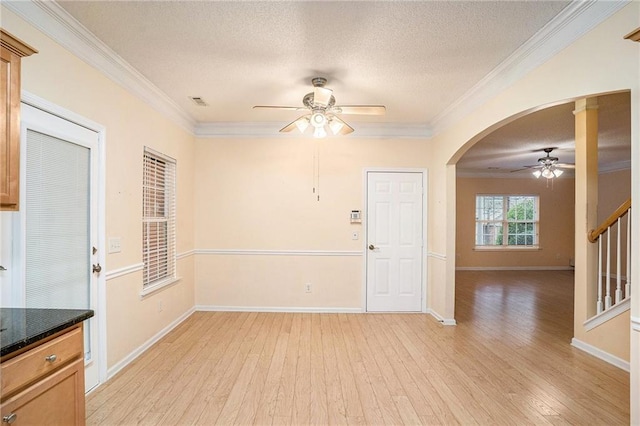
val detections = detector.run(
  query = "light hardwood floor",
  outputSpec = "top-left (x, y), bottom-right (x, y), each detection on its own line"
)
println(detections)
top-left (87, 270), bottom-right (630, 425)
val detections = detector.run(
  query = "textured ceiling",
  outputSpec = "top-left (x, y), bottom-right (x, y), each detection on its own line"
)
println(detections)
top-left (456, 91), bottom-right (631, 176)
top-left (57, 0), bottom-right (570, 124)
top-left (54, 0), bottom-right (630, 173)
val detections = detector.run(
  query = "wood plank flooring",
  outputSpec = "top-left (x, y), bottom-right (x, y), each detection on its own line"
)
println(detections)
top-left (87, 270), bottom-right (629, 425)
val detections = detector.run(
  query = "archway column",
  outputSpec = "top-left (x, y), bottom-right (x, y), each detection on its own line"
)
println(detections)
top-left (573, 97), bottom-right (599, 331)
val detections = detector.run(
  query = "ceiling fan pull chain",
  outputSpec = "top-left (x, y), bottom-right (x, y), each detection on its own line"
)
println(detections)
top-left (316, 142), bottom-right (320, 202)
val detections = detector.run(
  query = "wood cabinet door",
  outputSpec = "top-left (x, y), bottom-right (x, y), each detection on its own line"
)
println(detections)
top-left (1, 358), bottom-right (86, 426)
top-left (0, 46), bottom-right (21, 210)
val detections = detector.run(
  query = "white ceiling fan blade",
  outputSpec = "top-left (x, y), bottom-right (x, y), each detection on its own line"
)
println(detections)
top-left (280, 115), bottom-right (310, 133)
top-left (556, 163), bottom-right (575, 169)
top-left (313, 87), bottom-right (333, 107)
top-left (329, 115), bottom-right (354, 135)
top-left (253, 105), bottom-right (307, 111)
top-left (333, 105), bottom-right (386, 115)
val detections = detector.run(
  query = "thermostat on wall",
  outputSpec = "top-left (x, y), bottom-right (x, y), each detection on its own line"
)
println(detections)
top-left (350, 210), bottom-right (361, 223)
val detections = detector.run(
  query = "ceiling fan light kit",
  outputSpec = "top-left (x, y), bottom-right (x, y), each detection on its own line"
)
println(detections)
top-left (528, 147), bottom-right (573, 179)
top-left (254, 77), bottom-right (385, 138)
top-left (534, 166), bottom-right (563, 179)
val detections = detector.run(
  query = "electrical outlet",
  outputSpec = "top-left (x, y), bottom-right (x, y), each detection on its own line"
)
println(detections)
top-left (305, 283), bottom-right (312, 293)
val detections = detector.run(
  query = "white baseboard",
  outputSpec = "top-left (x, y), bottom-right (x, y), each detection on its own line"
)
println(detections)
top-left (428, 309), bottom-right (457, 326)
top-left (106, 307), bottom-right (196, 380)
top-left (571, 338), bottom-right (630, 372)
top-left (456, 266), bottom-right (573, 271)
top-left (196, 305), bottom-right (363, 314)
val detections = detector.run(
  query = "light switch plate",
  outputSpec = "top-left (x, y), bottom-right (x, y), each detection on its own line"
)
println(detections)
top-left (108, 237), bottom-right (122, 253)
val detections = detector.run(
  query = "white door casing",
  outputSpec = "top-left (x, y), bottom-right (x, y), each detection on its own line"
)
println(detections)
top-left (19, 102), bottom-right (103, 392)
top-left (366, 171), bottom-right (425, 312)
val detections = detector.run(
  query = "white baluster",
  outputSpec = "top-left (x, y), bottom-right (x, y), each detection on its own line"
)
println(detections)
top-left (605, 227), bottom-right (612, 310)
top-left (615, 219), bottom-right (622, 303)
top-left (597, 237), bottom-right (603, 314)
top-left (626, 208), bottom-right (631, 298)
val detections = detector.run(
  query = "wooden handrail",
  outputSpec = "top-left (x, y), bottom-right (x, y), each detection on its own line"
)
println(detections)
top-left (588, 198), bottom-right (631, 243)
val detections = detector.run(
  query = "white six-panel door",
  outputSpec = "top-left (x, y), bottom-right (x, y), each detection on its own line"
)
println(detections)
top-left (366, 172), bottom-right (424, 312)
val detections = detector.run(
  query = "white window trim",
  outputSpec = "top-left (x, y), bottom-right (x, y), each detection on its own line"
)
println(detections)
top-left (474, 194), bottom-right (540, 249)
top-left (140, 276), bottom-right (182, 298)
top-left (473, 246), bottom-right (541, 251)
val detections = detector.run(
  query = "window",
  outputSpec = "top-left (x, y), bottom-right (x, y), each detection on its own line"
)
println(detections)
top-left (475, 195), bottom-right (539, 248)
top-left (142, 148), bottom-right (176, 291)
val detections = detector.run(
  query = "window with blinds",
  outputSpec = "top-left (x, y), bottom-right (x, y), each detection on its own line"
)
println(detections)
top-left (142, 148), bottom-right (176, 289)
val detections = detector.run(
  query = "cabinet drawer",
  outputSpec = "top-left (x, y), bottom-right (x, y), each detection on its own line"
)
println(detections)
top-left (1, 326), bottom-right (83, 398)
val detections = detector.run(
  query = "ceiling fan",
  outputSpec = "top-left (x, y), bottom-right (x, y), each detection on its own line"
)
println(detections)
top-left (253, 77), bottom-right (386, 138)
top-left (514, 147), bottom-right (575, 179)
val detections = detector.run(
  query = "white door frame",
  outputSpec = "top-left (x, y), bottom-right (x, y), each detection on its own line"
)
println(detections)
top-left (362, 168), bottom-right (428, 313)
top-left (21, 91), bottom-right (107, 387)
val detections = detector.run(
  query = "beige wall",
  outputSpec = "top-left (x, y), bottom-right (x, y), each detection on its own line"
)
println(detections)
top-left (598, 169), bottom-right (631, 222)
top-left (193, 137), bottom-right (429, 310)
top-left (1, 8), bottom-right (196, 370)
top-left (456, 177), bottom-right (575, 268)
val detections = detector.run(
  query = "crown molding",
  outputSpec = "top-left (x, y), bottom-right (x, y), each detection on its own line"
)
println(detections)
top-left (3, 0), bottom-right (195, 133)
top-left (194, 122), bottom-right (432, 139)
top-left (430, 0), bottom-right (630, 136)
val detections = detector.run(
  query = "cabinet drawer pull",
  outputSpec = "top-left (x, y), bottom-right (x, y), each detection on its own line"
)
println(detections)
top-left (2, 413), bottom-right (17, 424)
top-left (45, 354), bottom-right (57, 362)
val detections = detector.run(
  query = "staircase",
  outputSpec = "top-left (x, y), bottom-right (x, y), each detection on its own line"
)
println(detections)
top-left (584, 198), bottom-right (631, 330)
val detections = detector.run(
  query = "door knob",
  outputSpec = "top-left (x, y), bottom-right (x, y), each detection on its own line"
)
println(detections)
top-left (368, 244), bottom-right (377, 251)
top-left (92, 263), bottom-right (102, 274)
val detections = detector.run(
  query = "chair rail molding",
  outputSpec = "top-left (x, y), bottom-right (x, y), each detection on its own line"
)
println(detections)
top-left (195, 248), bottom-right (363, 257)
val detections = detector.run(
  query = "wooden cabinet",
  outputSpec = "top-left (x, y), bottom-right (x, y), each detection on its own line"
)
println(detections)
top-left (0, 29), bottom-right (37, 211)
top-left (1, 325), bottom-right (86, 426)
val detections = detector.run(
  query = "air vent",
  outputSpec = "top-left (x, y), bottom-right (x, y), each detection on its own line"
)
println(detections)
top-left (189, 96), bottom-right (208, 107)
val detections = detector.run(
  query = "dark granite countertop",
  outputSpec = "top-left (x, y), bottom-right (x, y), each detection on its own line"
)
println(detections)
top-left (0, 308), bottom-right (94, 358)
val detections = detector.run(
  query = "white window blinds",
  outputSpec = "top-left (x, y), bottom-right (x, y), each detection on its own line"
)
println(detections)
top-left (25, 129), bottom-right (91, 308)
top-left (142, 148), bottom-right (176, 289)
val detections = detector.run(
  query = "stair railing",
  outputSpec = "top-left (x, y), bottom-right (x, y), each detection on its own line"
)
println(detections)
top-left (588, 198), bottom-right (631, 314)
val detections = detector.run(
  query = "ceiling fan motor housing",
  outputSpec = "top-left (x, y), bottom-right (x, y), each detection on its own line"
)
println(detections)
top-left (303, 92), bottom-right (336, 110)
top-left (311, 77), bottom-right (327, 87)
